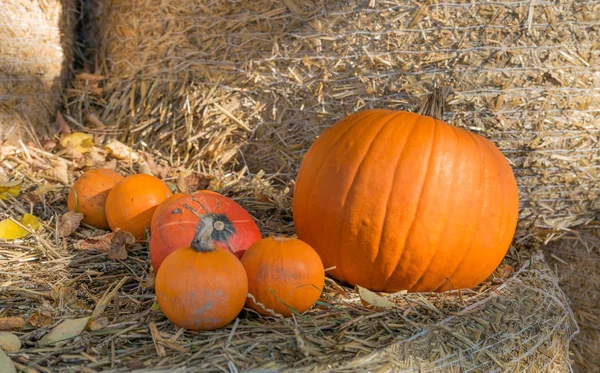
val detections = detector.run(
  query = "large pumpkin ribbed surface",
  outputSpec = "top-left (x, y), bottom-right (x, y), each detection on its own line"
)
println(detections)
top-left (292, 109), bottom-right (519, 293)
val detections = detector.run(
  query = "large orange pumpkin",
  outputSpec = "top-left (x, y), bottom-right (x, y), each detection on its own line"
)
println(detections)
top-left (155, 214), bottom-right (248, 331)
top-left (105, 174), bottom-right (173, 239)
top-left (149, 190), bottom-right (261, 272)
top-left (241, 236), bottom-right (324, 317)
top-left (67, 168), bottom-right (123, 229)
top-left (293, 109), bottom-right (519, 293)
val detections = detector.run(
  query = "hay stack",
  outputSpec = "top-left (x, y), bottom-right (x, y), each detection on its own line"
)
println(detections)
top-left (0, 0), bottom-right (76, 141)
top-left (76, 0), bottom-right (600, 233)
top-left (64, 0), bottom-right (598, 370)
top-left (0, 138), bottom-right (579, 370)
top-left (546, 227), bottom-right (600, 372)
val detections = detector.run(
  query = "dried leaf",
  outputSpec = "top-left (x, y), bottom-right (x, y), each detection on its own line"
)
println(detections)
top-left (41, 139), bottom-right (58, 151)
top-left (0, 317), bottom-right (25, 331)
top-left (28, 310), bottom-right (53, 328)
top-left (86, 317), bottom-right (109, 332)
top-left (486, 264), bottom-right (516, 284)
top-left (85, 149), bottom-right (107, 168)
top-left (55, 112), bottom-right (72, 135)
top-left (177, 172), bottom-right (210, 194)
top-left (107, 244), bottom-right (128, 260)
top-left (65, 148), bottom-right (85, 160)
top-left (0, 180), bottom-right (21, 200)
top-left (45, 158), bottom-right (69, 184)
top-left (57, 211), bottom-right (84, 237)
top-left (356, 285), bottom-right (395, 309)
top-left (104, 139), bottom-right (139, 161)
top-left (32, 184), bottom-right (63, 197)
top-left (77, 229), bottom-right (135, 260)
top-left (51, 286), bottom-right (78, 306)
top-left (0, 349), bottom-right (16, 373)
top-left (0, 332), bottom-right (21, 352)
top-left (38, 317), bottom-right (90, 346)
top-left (140, 152), bottom-right (170, 179)
top-left (142, 272), bottom-right (155, 289)
top-left (60, 132), bottom-right (94, 154)
top-left (138, 161), bottom-right (153, 175)
top-left (0, 213), bottom-right (41, 240)
top-left (104, 159), bottom-right (117, 170)
top-left (85, 113), bottom-right (105, 128)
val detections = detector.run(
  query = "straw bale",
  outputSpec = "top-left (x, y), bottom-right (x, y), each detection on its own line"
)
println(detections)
top-left (545, 226), bottom-right (600, 373)
top-left (71, 0), bottom-right (600, 234)
top-left (0, 143), bottom-right (578, 371)
top-left (59, 0), bottom-right (599, 370)
top-left (0, 0), bottom-right (77, 142)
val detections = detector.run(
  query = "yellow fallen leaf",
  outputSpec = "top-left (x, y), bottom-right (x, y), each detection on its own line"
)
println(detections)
top-left (32, 184), bottom-right (63, 197)
top-left (356, 285), bottom-right (395, 309)
top-left (0, 213), bottom-right (41, 240)
top-left (104, 139), bottom-right (139, 161)
top-left (0, 180), bottom-right (21, 200)
top-left (60, 132), bottom-right (94, 154)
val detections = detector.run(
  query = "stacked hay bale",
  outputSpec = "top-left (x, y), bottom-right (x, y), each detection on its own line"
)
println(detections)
top-left (546, 228), bottom-right (600, 372)
top-left (80, 0), bottom-right (599, 232)
top-left (0, 0), bottom-right (76, 141)
top-left (69, 0), bottom-right (598, 370)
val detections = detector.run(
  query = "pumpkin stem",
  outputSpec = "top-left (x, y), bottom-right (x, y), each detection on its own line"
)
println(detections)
top-left (191, 215), bottom-right (216, 253)
top-left (417, 83), bottom-right (451, 120)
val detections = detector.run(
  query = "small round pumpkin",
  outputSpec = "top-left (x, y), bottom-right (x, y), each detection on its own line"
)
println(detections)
top-left (150, 190), bottom-right (261, 272)
top-left (67, 168), bottom-right (124, 229)
top-left (293, 108), bottom-right (519, 293)
top-left (241, 236), bottom-right (324, 317)
top-left (155, 214), bottom-right (248, 331)
top-left (105, 174), bottom-right (173, 239)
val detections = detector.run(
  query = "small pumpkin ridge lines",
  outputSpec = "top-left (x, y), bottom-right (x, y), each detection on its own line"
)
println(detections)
top-left (383, 115), bottom-right (437, 291)
top-left (432, 130), bottom-right (490, 292)
top-left (369, 113), bottom-right (420, 288)
top-left (407, 120), bottom-right (459, 291)
top-left (335, 110), bottom-right (407, 287)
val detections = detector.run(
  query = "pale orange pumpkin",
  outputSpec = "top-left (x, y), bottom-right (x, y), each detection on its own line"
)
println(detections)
top-left (241, 236), bottom-right (324, 317)
top-left (105, 174), bottom-right (173, 239)
top-left (293, 108), bottom-right (519, 293)
top-left (67, 168), bottom-right (124, 229)
top-left (155, 214), bottom-right (248, 331)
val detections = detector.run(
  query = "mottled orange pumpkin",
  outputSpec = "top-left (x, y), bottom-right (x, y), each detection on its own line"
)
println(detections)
top-left (105, 174), bottom-right (173, 239)
top-left (67, 168), bottom-right (124, 229)
top-left (241, 236), bottom-right (324, 317)
top-left (293, 109), bottom-right (519, 293)
top-left (150, 190), bottom-right (261, 272)
top-left (155, 214), bottom-right (248, 331)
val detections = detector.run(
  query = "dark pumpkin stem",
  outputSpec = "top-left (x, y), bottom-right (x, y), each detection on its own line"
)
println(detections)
top-left (417, 83), bottom-right (451, 121)
top-left (191, 215), bottom-right (216, 253)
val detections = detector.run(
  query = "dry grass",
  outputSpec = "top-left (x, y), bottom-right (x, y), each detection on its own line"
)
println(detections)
top-left (0, 0), bottom-right (77, 142)
top-left (545, 226), bottom-right (600, 373)
top-left (61, 3), bottom-right (599, 368)
top-left (66, 0), bottom-right (600, 233)
top-left (0, 142), bottom-right (577, 372)
top-left (1, 0), bottom-right (599, 371)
